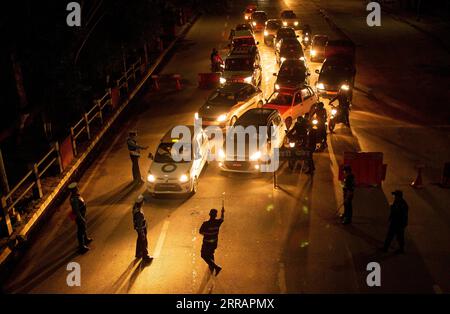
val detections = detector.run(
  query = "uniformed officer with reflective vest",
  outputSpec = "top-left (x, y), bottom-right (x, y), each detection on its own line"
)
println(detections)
top-left (133, 194), bottom-right (153, 262)
top-left (69, 182), bottom-right (92, 254)
top-left (341, 165), bottom-right (355, 224)
top-left (199, 207), bottom-right (225, 276)
top-left (127, 130), bottom-right (148, 183)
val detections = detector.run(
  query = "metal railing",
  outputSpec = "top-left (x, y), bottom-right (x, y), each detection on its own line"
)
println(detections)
top-left (1, 143), bottom-right (63, 236)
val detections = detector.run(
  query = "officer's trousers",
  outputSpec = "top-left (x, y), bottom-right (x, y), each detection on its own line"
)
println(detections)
top-left (383, 225), bottom-right (405, 251)
top-left (343, 190), bottom-right (353, 222)
top-left (76, 218), bottom-right (88, 248)
top-left (130, 155), bottom-right (141, 182)
top-left (201, 243), bottom-right (218, 271)
top-left (136, 228), bottom-right (149, 258)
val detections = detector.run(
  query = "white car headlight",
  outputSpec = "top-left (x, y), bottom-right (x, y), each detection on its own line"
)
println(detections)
top-left (252, 21), bottom-right (257, 26)
top-left (312, 119), bottom-right (318, 125)
top-left (194, 112), bottom-right (199, 119)
top-left (217, 114), bottom-right (227, 122)
top-left (275, 83), bottom-right (280, 90)
top-left (179, 174), bottom-right (189, 183)
top-left (250, 151), bottom-right (262, 161)
top-left (147, 174), bottom-right (155, 183)
top-left (299, 56), bottom-right (305, 61)
top-left (244, 76), bottom-right (253, 83)
top-left (218, 149), bottom-right (225, 159)
top-left (310, 49), bottom-right (316, 56)
top-left (245, 15), bottom-right (249, 20)
top-left (280, 57), bottom-right (286, 63)
top-left (289, 142), bottom-right (295, 148)
top-left (264, 30), bottom-right (269, 36)
top-left (304, 37), bottom-right (309, 42)
top-left (316, 83), bottom-right (325, 90)
top-left (340, 84), bottom-right (350, 91)
top-left (283, 21), bottom-right (287, 26)
top-left (331, 109), bottom-right (337, 115)
top-left (294, 21), bottom-right (299, 26)
top-left (220, 77), bottom-right (226, 84)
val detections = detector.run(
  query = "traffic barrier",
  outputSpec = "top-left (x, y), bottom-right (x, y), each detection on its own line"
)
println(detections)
top-left (198, 73), bottom-right (220, 89)
top-left (151, 75), bottom-right (160, 91)
top-left (173, 74), bottom-right (182, 90)
top-left (338, 152), bottom-right (387, 187)
top-left (441, 162), bottom-right (450, 188)
top-left (411, 164), bottom-right (425, 189)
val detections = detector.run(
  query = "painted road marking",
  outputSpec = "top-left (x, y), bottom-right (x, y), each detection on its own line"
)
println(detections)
top-left (278, 262), bottom-right (287, 293)
top-left (153, 220), bottom-right (170, 258)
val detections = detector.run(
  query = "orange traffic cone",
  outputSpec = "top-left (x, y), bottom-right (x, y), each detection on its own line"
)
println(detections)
top-left (151, 75), bottom-right (160, 91)
top-left (173, 74), bottom-right (182, 90)
top-left (411, 164), bottom-right (424, 188)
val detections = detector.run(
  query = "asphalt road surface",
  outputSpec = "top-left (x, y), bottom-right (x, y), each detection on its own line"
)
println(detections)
top-left (2, 0), bottom-right (449, 294)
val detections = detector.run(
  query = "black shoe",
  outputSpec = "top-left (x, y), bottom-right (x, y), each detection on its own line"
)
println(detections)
top-left (215, 265), bottom-right (222, 276)
top-left (79, 246), bottom-right (90, 254)
top-left (85, 238), bottom-right (93, 244)
top-left (143, 255), bottom-right (154, 263)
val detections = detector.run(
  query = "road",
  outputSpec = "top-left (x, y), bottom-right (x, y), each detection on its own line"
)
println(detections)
top-left (1, 0), bottom-right (449, 294)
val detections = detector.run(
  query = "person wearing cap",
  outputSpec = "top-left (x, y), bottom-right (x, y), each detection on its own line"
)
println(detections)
top-left (382, 190), bottom-right (409, 253)
top-left (127, 130), bottom-right (148, 183)
top-left (132, 195), bottom-right (152, 262)
top-left (341, 165), bottom-right (355, 224)
top-left (69, 182), bottom-right (92, 253)
top-left (199, 207), bottom-right (225, 275)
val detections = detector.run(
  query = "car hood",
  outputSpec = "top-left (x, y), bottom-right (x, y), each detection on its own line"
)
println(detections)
top-left (199, 102), bottom-right (232, 118)
top-left (149, 161), bottom-right (192, 179)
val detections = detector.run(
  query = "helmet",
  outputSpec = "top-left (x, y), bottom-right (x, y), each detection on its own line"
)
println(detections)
top-left (68, 182), bottom-right (78, 190)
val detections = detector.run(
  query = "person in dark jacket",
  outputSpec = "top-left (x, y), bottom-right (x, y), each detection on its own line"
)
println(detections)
top-left (133, 195), bottom-right (153, 263)
top-left (199, 207), bottom-right (225, 275)
top-left (382, 190), bottom-right (409, 253)
top-left (341, 165), bottom-right (355, 224)
top-left (127, 130), bottom-right (148, 183)
top-left (69, 182), bottom-right (92, 254)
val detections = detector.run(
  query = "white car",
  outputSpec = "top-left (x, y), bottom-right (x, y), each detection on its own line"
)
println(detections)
top-left (147, 126), bottom-right (209, 196)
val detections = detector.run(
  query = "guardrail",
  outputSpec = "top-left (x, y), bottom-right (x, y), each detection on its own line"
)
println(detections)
top-left (1, 143), bottom-right (63, 236)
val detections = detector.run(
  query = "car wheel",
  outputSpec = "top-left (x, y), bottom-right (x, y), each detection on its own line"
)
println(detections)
top-left (230, 116), bottom-right (237, 126)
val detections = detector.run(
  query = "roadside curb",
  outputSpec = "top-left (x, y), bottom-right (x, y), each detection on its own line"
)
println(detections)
top-left (0, 13), bottom-right (200, 273)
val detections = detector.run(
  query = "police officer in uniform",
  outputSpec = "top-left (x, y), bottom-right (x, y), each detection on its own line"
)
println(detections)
top-left (382, 190), bottom-right (408, 254)
top-left (199, 207), bottom-right (225, 275)
top-left (69, 182), bottom-right (92, 254)
top-left (133, 195), bottom-right (153, 262)
top-left (127, 131), bottom-right (148, 183)
top-left (341, 165), bottom-right (355, 224)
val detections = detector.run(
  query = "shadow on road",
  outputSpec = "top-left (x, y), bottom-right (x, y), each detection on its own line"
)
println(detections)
top-left (109, 258), bottom-right (152, 293)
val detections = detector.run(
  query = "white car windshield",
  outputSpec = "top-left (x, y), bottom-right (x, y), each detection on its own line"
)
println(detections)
top-left (154, 142), bottom-right (192, 163)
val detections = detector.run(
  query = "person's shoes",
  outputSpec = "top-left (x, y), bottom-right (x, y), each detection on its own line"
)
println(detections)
top-left (78, 246), bottom-right (90, 254)
top-left (85, 238), bottom-right (93, 244)
top-left (394, 249), bottom-right (404, 254)
top-left (215, 265), bottom-right (222, 276)
top-left (143, 255), bottom-right (154, 263)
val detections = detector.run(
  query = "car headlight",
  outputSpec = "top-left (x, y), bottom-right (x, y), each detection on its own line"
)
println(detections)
top-left (289, 142), bottom-right (295, 148)
top-left (294, 21), bottom-right (299, 26)
top-left (245, 15), bottom-right (249, 20)
top-left (275, 83), bottom-right (280, 90)
top-left (217, 114), bottom-right (227, 122)
top-left (218, 149), bottom-right (225, 159)
top-left (250, 151), bottom-right (261, 161)
top-left (316, 83), bottom-right (325, 90)
top-left (220, 77), bottom-right (226, 84)
top-left (179, 174), bottom-right (189, 183)
top-left (310, 49), bottom-right (316, 56)
top-left (299, 56), bottom-right (305, 61)
top-left (147, 174), bottom-right (155, 183)
top-left (264, 30), bottom-right (269, 36)
top-left (304, 37), bottom-right (309, 42)
top-left (244, 76), bottom-right (253, 83)
top-left (252, 21), bottom-right (257, 26)
top-left (312, 119), bottom-right (318, 125)
top-left (331, 109), bottom-right (337, 115)
top-left (283, 21), bottom-right (287, 26)
top-left (340, 84), bottom-right (350, 91)
top-left (194, 112), bottom-right (199, 119)
top-left (280, 57), bottom-right (286, 63)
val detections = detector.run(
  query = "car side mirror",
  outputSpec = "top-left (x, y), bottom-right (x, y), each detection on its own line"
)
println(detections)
top-left (315, 69), bottom-right (320, 74)
top-left (148, 153), bottom-right (154, 160)
top-left (273, 73), bottom-right (277, 76)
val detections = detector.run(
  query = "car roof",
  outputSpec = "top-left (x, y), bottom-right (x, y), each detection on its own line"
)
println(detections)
top-left (161, 125), bottom-right (196, 143)
top-left (235, 108), bottom-right (279, 126)
top-left (277, 27), bottom-right (296, 34)
top-left (324, 55), bottom-right (354, 65)
top-left (233, 30), bottom-right (254, 38)
top-left (313, 34), bottom-right (328, 39)
top-left (217, 82), bottom-right (252, 94)
top-left (281, 10), bottom-right (294, 13)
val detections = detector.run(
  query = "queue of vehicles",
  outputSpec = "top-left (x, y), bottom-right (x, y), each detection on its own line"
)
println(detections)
top-left (146, 4), bottom-right (357, 195)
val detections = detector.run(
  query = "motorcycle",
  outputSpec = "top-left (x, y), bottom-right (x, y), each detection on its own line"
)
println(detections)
top-left (309, 115), bottom-right (327, 151)
top-left (302, 32), bottom-right (311, 48)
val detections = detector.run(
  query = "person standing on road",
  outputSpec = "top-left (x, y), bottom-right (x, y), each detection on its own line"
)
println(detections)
top-left (127, 130), bottom-right (148, 183)
top-left (382, 190), bottom-right (408, 254)
top-left (69, 182), bottom-right (93, 254)
top-left (199, 207), bottom-right (225, 276)
top-left (133, 195), bottom-right (153, 263)
top-left (341, 165), bottom-right (355, 225)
